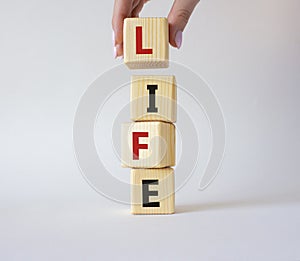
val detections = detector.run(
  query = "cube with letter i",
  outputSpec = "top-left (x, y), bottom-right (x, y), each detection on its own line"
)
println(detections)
top-left (123, 18), bottom-right (169, 69)
top-left (131, 75), bottom-right (176, 123)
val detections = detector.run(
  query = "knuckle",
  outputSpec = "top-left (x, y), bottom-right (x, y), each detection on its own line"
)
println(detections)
top-left (176, 8), bottom-right (191, 24)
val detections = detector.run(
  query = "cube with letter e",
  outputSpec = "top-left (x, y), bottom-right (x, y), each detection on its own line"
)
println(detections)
top-left (131, 168), bottom-right (175, 214)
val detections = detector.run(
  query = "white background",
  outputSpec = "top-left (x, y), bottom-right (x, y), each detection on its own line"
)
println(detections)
top-left (1, 0), bottom-right (299, 260)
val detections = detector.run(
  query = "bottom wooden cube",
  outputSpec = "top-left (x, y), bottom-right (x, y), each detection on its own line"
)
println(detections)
top-left (131, 168), bottom-right (175, 215)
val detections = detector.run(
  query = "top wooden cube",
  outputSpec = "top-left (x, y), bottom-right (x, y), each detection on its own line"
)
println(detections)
top-left (123, 18), bottom-right (169, 69)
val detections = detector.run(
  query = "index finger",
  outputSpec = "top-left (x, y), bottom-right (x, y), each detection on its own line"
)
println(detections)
top-left (112, 0), bottom-right (132, 49)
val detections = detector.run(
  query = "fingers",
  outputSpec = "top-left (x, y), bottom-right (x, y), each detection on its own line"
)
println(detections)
top-left (131, 0), bottom-right (145, 18)
top-left (112, 0), bottom-right (133, 58)
top-left (167, 0), bottom-right (199, 48)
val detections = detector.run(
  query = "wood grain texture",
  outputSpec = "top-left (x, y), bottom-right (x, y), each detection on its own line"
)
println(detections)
top-left (123, 18), bottom-right (169, 69)
top-left (131, 168), bottom-right (175, 214)
top-left (130, 75), bottom-right (176, 123)
top-left (121, 121), bottom-right (175, 168)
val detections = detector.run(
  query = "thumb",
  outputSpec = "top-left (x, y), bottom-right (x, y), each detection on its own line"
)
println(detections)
top-left (167, 0), bottom-right (199, 48)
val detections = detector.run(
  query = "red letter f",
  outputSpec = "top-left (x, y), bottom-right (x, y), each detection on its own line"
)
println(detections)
top-left (132, 132), bottom-right (149, 160)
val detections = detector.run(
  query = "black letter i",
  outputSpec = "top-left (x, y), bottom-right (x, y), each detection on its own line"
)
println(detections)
top-left (147, 85), bottom-right (158, 113)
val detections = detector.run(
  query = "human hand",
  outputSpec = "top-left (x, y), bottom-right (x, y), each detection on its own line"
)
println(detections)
top-left (112, 0), bottom-right (199, 58)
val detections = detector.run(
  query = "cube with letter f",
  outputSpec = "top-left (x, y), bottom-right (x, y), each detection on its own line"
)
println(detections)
top-left (121, 121), bottom-right (175, 168)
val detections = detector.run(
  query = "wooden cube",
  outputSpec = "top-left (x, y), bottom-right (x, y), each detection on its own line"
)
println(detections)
top-left (123, 18), bottom-right (169, 69)
top-left (131, 168), bottom-right (175, 215)
top-left (121, 121), bottom-right (175, 168)
top-left (131, 75), bottom-right (176, 123)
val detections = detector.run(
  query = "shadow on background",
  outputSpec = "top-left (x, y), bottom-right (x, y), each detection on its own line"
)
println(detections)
top-left (176, 192), bottom-right (300, 214)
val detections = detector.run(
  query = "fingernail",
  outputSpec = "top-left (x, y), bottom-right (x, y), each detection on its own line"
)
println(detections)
top-left (112, 31), bottom-right (117, 58)
top-left (113, 46), bottom-right (117, 59)
top-left (175, 31), bottom-right (182, 49)
top-left (112, 30), bottom-right (116, 46)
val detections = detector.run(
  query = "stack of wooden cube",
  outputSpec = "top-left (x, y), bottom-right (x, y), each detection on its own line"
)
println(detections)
top-left (121, 18), bottom-right (176, 215)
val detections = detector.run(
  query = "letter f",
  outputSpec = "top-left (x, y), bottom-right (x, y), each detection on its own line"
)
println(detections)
top-left (132, 132), bottom-right (149, 160)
